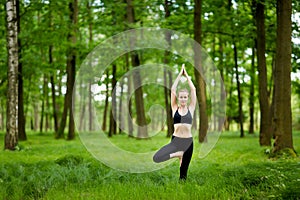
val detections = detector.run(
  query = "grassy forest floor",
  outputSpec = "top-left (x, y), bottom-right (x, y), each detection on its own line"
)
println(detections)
top-left (0, 131), bottom-right (300, 200)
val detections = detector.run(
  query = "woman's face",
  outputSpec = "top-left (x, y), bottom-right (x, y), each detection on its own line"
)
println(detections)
top-left (178, 91), bottom-right (189, 106)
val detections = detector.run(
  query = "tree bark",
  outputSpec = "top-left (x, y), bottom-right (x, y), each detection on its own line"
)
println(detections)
top-left (5, 0), bottom-right (19, 150)
top-left (108, 64), bottom-right (117, 137)
top-left (79, 80), bottom-right (86, 131)
top-left (131, 53), bottom-right (148, 138)
top-left (118, 79), bottom-right (124, 134)
top-left (50, 73), bottom-right (59, 132)
top-left (45, 76), bottom-right (50, 132)
top-left (125, 54), bottom-right (134, 137)
top-left (249, 46), bottom-right (255, 134)
top-left (87, 1), bottom-right (93, 132)
top-left (163, 0), bottom-right (173, 138)
top-left (255, 0), bottom-right (272, 145)
top-left (233, 43), bottom-right (244, 138)
top-left (218, 37), bottom-right (225, 131)
top-left (272, 0), bottom-right (294, 152)
top-left (40, 74), bottom-right (48, 133)
top-left (194, 0), bottom-right (208, 143)
top-left (88, 81), bottom-right (93, 131)
top-left (16, 0), bottom-right (26, 141)
top-left (126, 0), bottom-right (148, 138)
top-left (57, 0), bottom-right (77, 139)
top-left (102, 70), bottom-right (109, 132)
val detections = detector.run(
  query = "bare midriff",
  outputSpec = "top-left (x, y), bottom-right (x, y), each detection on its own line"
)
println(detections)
top-left (173, 123), bottom-right (192, 138)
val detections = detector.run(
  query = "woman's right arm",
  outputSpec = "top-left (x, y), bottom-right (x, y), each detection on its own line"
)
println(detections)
top-left (171, 67), bottom-right (183, 111)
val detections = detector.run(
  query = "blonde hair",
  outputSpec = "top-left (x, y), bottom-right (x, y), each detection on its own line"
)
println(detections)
top-left (177, 88), bottom-right (189, 96)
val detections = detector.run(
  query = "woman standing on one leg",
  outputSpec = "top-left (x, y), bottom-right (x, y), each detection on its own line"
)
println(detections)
top-left (153, 64), bottom-right (196, 180)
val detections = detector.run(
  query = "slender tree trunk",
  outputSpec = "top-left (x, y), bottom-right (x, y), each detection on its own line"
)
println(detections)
top-left (40, 94), bottom-right (45, 133)
top-left (163, 67), bottom-right (173, 137)
top-left (132, 53), bottom-right (148, 138)
top-left (163, 0), bottom-right (173, 137)
top-left (5, 0), bottom-right (19, 150)
top-left (40, 74), bottom-right (47, 133)
top-left (87, 1), bottom-right (94, 132)
top-left (79, 79), bottom-right (86, 131)
top-left (225, 74), bottom-right (234, 131)
top-left (48, 2), bottom-right (58, 133)
top-left (125, 54), bottom-right (134, 137)
top-left (233, 43), bottom-right (244, 137)
top-left (57, 0), bottom-right (77, 139)
top-left (194, 0), bottom-right (208, 143)
top-left (45, 77), bottom-right (50, 132)
top-left (88, 81), bottom-right (93, 131)
top-left (57, 66), bottom-right (69, 137)
top-left (126, 0), bottom-right (148, 138)
top-left (16, 0), bottom-right (26, 141)
top-left (102, 70), bottom-right (109, 132)
top-left (273, 0), bottom-right (294, 153)
top-left (255, 0), bottom-right (272, 145)
top-left (34, 103), bottom-right (39, 131)
top-left (118, 79), bottom-right (124, 134)
top-left (218, 37), bottom-right (225, 131)
top-left (270, 57), bottom-right (276, 138)
top-left (249, 45), bottom-right (255, 134)
top-left (50, 73), bottom-right (59, 132)
top-left (108, 64), bottom-right (117, 137)
top-left (67, 0), bottom-right (77, 140)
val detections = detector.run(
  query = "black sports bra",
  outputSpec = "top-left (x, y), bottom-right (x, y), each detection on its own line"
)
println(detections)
top-left (173, 108), bottom-right (193, 124)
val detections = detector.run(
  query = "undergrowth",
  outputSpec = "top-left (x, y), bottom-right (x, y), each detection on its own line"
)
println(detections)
top-left (0, 131), bottom-right (299, 200)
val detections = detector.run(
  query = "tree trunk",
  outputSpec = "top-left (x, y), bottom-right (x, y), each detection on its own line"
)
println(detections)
top-left (118, 79), bottom-right (124, 134)
top-left (79, 79), bottom-right (86, 131)
top-left (255, 0), bottom-right (272, 145)
top-left (272, 0), bottom-right (294, 153)
top-left (132, 53), bottom-right (148, 138)
top-left (50, 73), bottom-right (59, 133)
top-left (5, 0), bottom-right (19, 150)
top-left (40, 93), bottom-right (45, 133)
top-left (126, 0), bottom-right (148, 138)
top-left (194, 0), bottom-right (208, 143)
top-left (87, 1), bottom-right (93, 132)
top-left (102, 70), bottom-right (109, 132)
top-left (45, 76), bottom-right (50, 132)
top-left (88, 81), bottom-right (93, 131)
top-left (40, 75), bottom-right (47, 133)
top-left (249, 45), bottom-right (255, 134)
top-left (163, 0), bottom-right (173, 138)
top-left (125, 54), bottom-right (134, 137)
top-left (16, 0), bottom-right (26, 141)
top-left (57, 0), bottom-right (77, 139)
top-left (68, 0), bottom-right (77, 140)
top-left (108, 64), bottom-right (117, 137)
top-left (218, 37), bottom-right (225, 131)
top-left (33, 102), bottom-right (39, 131)
top-left (233, 43), bottom-right (244, 138)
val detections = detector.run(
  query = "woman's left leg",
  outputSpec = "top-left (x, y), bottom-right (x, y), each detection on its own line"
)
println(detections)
top-left (179, 141), bottom-right (193, 180)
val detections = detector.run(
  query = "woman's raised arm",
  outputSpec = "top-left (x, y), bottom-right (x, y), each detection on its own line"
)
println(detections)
top-left (171, 66), bottom-right (184, 111)
top-left (182, 66), bottom-right (196, 112)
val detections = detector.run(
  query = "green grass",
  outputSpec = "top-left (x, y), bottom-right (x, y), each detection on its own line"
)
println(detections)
top-left (0, 131), bottom-right (300, 200)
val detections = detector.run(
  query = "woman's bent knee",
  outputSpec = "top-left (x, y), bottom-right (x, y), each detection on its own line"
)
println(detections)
top-left (153, 154), bottom-right (160, 163)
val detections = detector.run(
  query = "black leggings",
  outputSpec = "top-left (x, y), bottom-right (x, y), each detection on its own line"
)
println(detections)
top-left (153, 136), bottom-right (193, 180)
